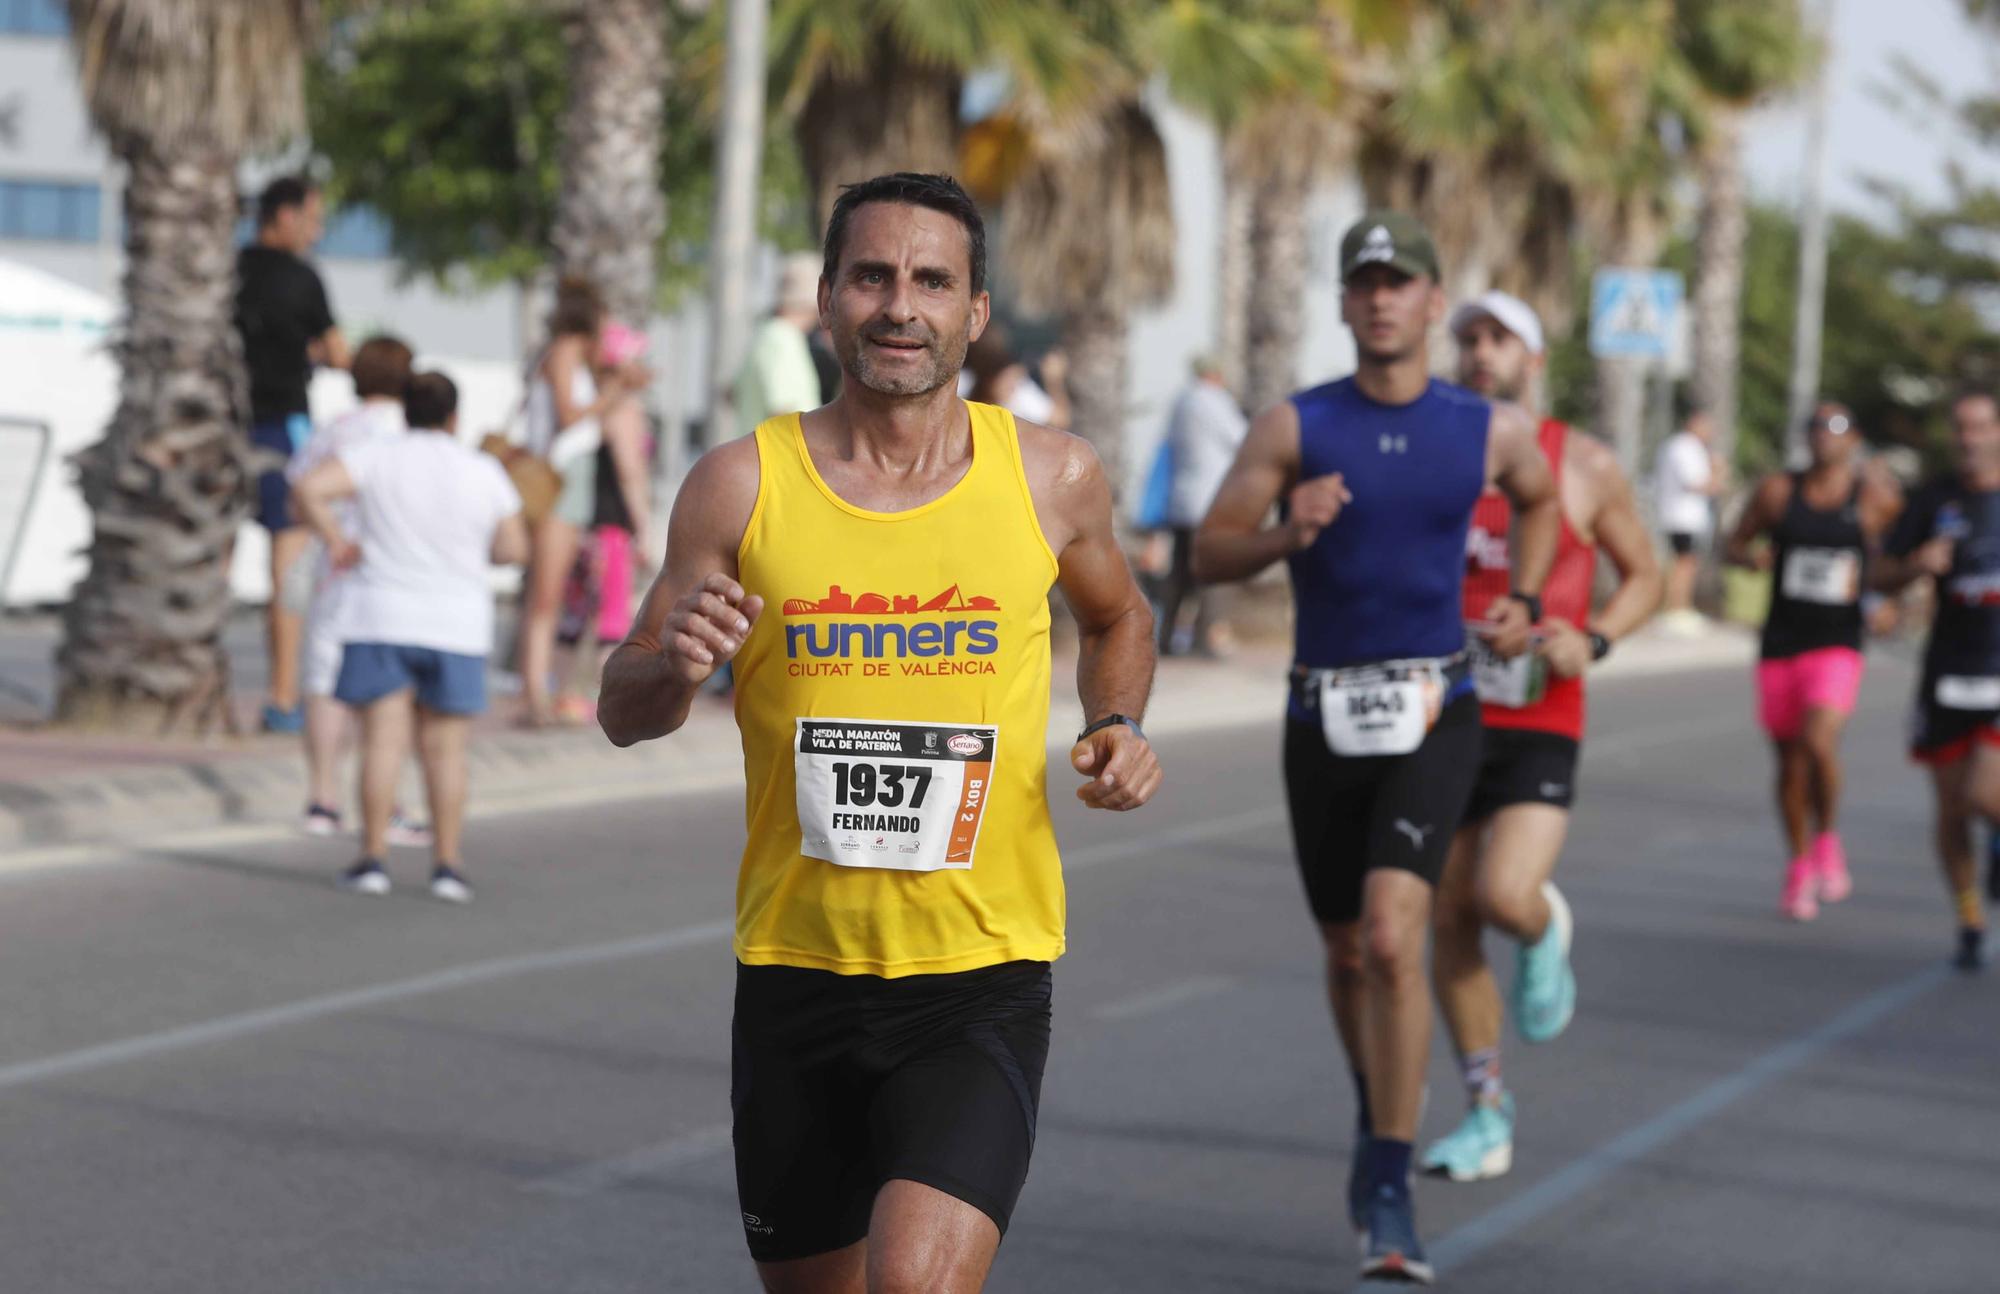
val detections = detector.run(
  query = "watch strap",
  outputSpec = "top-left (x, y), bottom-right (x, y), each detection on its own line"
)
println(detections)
top-left (1078, 714), bottom-right (1144, 743)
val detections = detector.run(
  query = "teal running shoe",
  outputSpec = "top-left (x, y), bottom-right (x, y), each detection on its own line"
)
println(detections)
top-left (1515, 881), bottom-right (1576, 1044)
top-left (1420, 1095), bottom-right (1515, 1182)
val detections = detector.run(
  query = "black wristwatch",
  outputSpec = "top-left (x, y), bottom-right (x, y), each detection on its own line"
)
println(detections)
top-left (1588, 631), bottom-right (1613, 662)
top-left (1078, 714), bottom-right (1145, 743)
top-left (1507, 590), bottom-right (1543, 623)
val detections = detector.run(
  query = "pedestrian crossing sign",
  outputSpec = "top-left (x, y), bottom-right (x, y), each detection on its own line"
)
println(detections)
top-left (1589, 269), bottom-right (1683, 360)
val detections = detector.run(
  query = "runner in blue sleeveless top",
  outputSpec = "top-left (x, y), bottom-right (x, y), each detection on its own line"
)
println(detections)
top-left (1195, 212), bottom-right (1558, 1287)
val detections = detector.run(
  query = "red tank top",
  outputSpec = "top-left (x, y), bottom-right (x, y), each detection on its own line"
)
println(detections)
top-left (1462, 418), bottom-right (1595, 738)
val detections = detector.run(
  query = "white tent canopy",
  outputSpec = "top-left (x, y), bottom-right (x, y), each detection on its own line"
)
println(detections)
top-left (0, 257), bottom-right (526, 609)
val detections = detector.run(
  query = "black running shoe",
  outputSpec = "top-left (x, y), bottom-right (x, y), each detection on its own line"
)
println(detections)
top-left (1955, 927), bottom-right (1986, 973)
top-left (1359, 1185), bottom-right (1435, 1285)
top-left (337, 858), bottom-right (390, 896)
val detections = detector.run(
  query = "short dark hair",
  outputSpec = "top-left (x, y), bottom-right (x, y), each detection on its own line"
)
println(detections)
top-left (350, 335), bottom-right (414, 400)
top-left (403, 371), bottom-right (458, 431)
top-left (822, 172), bottom-right (986, 295)
top-left (256, 174), bottom-right (317, 228)
top-left (1953, 385), bottom-right (1998, 415)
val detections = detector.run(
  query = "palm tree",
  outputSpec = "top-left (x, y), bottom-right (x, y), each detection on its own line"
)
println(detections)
top-left (55, 0), bottom-right (317, 733)
top-left (766, 0), bottom-right (1120, 232)
top-left (1001, 100), bottom-right (1177, 499)
top-left (1679, 0), bottom-right (1811, 467)
top-left (551, 0), bottom-right (668, 326)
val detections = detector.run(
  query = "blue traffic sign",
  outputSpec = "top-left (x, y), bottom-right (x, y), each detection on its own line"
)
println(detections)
top-left (1589, 269), bottom-right (1683, 360)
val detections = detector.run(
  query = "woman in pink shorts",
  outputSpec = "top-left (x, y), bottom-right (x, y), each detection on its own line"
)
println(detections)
top-left (1727, 404), bottom-right (1902, 920)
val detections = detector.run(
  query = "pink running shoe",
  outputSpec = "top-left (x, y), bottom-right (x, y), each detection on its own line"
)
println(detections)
top-left (1814, 832), bottom-right (1853, 904)
top-left (1782, 856), bottom-right (1819, 922)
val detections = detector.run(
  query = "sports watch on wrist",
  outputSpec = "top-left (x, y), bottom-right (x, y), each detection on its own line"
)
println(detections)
top-left (1506, 590), bottom-right (1543, 624)
top-left (1588, 631), bottom-right (1613, 662)
top-left (1078, 714), bottom-right (1145, 743)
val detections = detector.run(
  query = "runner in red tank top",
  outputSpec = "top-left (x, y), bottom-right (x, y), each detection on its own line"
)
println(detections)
top-left (1421, 292), bottom-right (1663, 1185)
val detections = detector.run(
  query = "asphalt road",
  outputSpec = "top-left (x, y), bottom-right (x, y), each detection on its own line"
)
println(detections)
top-left (1, 653), bottom-right (1995, 1293)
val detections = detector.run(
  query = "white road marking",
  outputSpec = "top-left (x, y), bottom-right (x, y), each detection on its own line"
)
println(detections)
top-left (1090, 975), bottom-right (1236, 1022)
top-left (0, 813), bottom-right (1282, 1094)
top-left (527, 1122), bottom-right (734, 1197)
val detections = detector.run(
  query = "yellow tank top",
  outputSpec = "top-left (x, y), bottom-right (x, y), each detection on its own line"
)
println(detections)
top-left (732, 403), bottom-right (1065, 977)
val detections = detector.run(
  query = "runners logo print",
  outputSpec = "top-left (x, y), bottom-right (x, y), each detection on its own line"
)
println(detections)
top-left (1394, 819), bottom-right (1434, 849)
top-left (743, 1213), bottom-right (775, 1236)
top-left (783, 584), bottom-right (1000, 616)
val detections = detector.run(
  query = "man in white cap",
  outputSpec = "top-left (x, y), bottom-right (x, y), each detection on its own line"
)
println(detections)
top-left (1425, 291), bottom-right (1661, 1183)
top-left (734, 252), bottom-right (827, 439)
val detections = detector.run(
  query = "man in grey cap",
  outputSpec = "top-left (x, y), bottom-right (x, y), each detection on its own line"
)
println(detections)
top-left (1195, 214), bottom-right (1558, 1285)
top-left (1424, 291), bottom-right (1660, 1186)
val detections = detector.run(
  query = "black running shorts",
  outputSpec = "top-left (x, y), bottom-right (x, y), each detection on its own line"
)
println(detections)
top-left (1464, 728), bottom-right (1580, 822)
top-left (731, 958), bottom-right (1052, 1264)
top-left (1282, 689), bottom-right (1484, 925)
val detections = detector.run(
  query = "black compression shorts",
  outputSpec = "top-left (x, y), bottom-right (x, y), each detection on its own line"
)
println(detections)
top-left (731, 958), bottom-right (1052, 1263)
top-left (1282, 690), bottom-right (1484, 924)
top-left (1464, 728), bottom-right (1580, 821)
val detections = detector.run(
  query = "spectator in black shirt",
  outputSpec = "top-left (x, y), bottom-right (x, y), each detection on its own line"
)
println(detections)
top-left (236, 174), bottom-right (350, 733)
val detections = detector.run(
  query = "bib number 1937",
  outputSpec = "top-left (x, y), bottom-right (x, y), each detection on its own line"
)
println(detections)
top-left (795, 718), bottom-right (998, 872)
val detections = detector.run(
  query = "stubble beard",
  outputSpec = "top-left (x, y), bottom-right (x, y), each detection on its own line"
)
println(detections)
top-left (841, 325), bottom-right (972, 398)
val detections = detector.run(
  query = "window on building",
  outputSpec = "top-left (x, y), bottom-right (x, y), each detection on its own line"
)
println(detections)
top-left (0, 180), bottom-right (101, 243)
top-left (0, 0), bottom-right (68, 36)
top-left (317, 205), bottom-right (392, 261)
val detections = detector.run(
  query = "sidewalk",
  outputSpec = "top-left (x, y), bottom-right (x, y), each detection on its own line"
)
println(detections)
top-left (0, 621), bottom-right (1757, 853)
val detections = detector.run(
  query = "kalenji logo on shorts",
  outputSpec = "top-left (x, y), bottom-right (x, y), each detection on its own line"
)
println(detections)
top-left (946, 733), bottom-right (985, 757)
top-left (781, 584), bottom-right (1002, 676)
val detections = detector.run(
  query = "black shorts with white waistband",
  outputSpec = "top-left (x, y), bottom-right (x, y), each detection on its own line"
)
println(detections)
top-left (731, 958), bottom-right (1052, 1263)
top-left (1282, 687), bottom-right (1484, 925)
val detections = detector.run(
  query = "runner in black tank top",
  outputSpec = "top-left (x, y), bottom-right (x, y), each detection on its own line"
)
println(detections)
top-left (1878, 389), bottom-right (2000, 970)
top-left (1727, 403), bottom-right (1900, 922)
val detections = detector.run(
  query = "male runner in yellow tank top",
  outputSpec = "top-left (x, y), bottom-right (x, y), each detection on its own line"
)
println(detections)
top-left (599, 172), bottom-right (1160, 1294)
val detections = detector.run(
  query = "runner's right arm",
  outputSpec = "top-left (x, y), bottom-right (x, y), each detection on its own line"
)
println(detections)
top-left (598, 440), bottom-right (762, 746)
top-left (1191, 401), bottom-right (1348, 584)
top-left (1723, 473), bottom-right (1789, 570)
top-left (1540, 437), bottom-right (1661, 678)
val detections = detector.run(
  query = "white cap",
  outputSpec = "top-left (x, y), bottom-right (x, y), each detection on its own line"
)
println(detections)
top-left (1450, 290), bottom-right (1544, 356)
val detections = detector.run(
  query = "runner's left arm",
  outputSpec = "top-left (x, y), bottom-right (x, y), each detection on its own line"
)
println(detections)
top-left (1024, 424), bottom-right (1162, 812)
top-left (1485, 402), bottom-right (1559, 657)
top-left (1577, 442), bottom-right (1661, 644)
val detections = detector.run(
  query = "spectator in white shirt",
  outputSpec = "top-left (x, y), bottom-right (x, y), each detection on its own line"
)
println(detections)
top-left (285, 335), bottom-right (420, 840)
top-left (1657, 409), bottom-right (1727, 625)
top-left (1158, 356), bottom-right (1248, 655)
top-left (293, 372), bottom-right (529, 903)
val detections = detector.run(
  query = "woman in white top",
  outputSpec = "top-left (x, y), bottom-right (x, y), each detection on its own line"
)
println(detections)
top-left (519, 276), bottom-right (648, 726)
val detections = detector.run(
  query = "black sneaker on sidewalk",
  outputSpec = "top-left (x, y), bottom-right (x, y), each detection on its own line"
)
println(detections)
top-left (337, 859), bottom-right (391, 896)
top-left (1955, 927), bottom-right (1987, 973)
top-left (429, 864), bottom-right (473, 905)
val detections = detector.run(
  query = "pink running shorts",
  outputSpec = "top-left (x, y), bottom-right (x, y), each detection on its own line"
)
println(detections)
top-left (1756, 646), bottom-right (1865, 741)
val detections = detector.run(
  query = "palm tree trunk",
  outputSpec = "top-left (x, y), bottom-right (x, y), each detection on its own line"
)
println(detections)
top-left (55, 142), bottom-right (251, 733)
top-left (1215, 159), bottom-right (1253, 402)
top-left (799, 55), bottom-right (959, 233)
top-left (1061, 305), bottom-right (1129, 507)
top-left (1692, 108), bottom-right (1746, 469)
top-left (1243, 168), bottom-right (1309, 416)
top-left (553, 0), bottom-right (667, 326)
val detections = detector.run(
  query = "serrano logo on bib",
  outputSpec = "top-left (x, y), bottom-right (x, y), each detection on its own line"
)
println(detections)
top-left (781, 584), bottom-right (1003, 677)
top-left (947, 733), bottom-right (984, 757)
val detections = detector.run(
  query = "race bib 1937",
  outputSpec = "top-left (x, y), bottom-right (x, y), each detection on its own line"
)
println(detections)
top-left (1781, 547), bottom-right (1860, 606)
top-left (795, 718), bottom-right (997, 872)
top-left (1317, 661), bottom-right (1445, 757)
